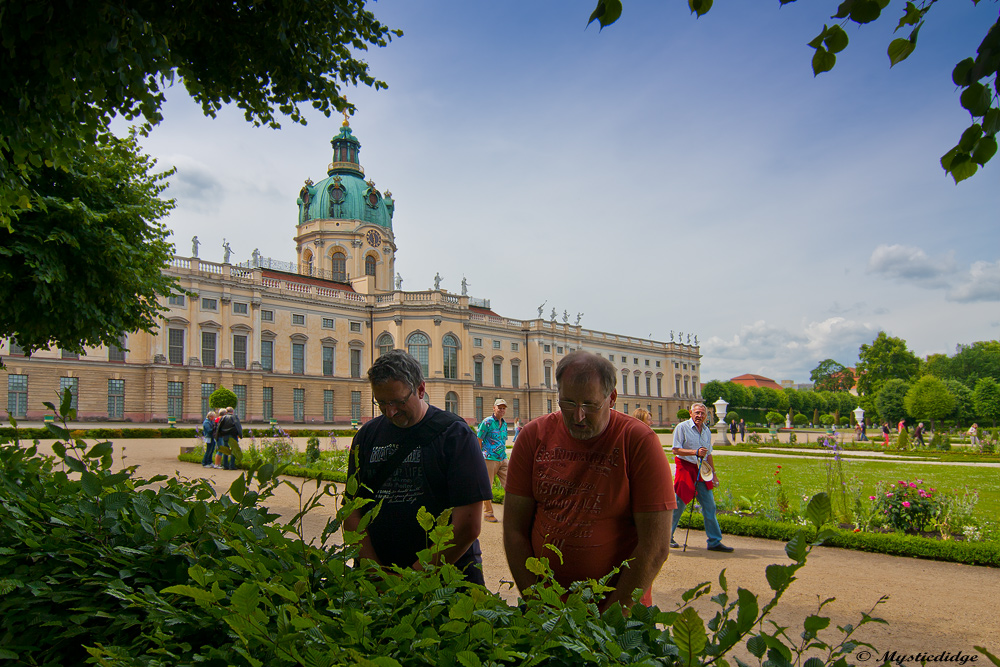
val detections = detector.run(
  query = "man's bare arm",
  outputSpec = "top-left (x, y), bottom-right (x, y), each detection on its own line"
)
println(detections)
top-left (502, 492), bottom-right (538, 595)
top-left (600, 509), bottom-right (673, 611)
top-left (343, 508), bottom-right (381, 564)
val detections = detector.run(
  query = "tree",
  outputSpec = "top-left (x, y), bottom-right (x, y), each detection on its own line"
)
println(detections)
top-left (942, 379), bottom-right (974, 424)
top-left (904, 375), bottom-right (957, 431)
top-left (941, 341), bottom-right (1000, 387)
top-left (700, 380), bottom-right (726, 406)
top-left (209, 387), bottom-right (239, 411)
top-left (587, 1), bottom-right (999, 184)
top-left (0, 132), bottom-right (178, 354)
top-left (1, 0), bottom-right (401, 228)
top-left (875, 378), bottom-right (911, 426)
top-left (856, 332), bottom-right (921, 397)
top-left (973, 377), bottom-right (1000, 426)
top-left (810, 359), bottom-right (853, 393)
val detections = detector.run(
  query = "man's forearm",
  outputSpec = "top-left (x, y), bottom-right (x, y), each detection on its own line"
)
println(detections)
top-left (600, 510), bottom-right (673, 611)
top-left (503, 531), bottom-right (537, 594)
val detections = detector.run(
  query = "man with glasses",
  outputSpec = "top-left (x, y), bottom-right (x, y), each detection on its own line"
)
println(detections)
top-left (503, 351), bottom-right (675, 611)
top-left (478, 398), bottom-right (509, 523)
top-left (344, 350), bottom-right (493, 583)
top-left (670, 403), bottom-right (733, 552)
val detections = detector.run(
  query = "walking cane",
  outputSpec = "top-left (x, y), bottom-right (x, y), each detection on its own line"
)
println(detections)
top-left (682, 454), bottom-right (703, 552)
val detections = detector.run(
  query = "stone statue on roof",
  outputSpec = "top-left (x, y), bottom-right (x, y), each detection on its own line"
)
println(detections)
top-left (461, 276), bottom-right (468, 296)
top-left (191, 236), bottom-right (199, 258)
top-left (222, 239), bottom-right (232, 264)
top-left (434, 272), bottom-right (442, 290)
top-left (395, 273), bottom-right (402, 290)
top-left (538, 300), bottom-right (546, 318)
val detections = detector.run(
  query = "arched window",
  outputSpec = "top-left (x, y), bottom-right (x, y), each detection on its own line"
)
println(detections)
top-left (377, 333), bottom-right (394, 358)
top-left (407, 332), bottom-right (430, 376)
top-left (331, 252), bottom-right (346, 281)
top-left (442, 334), bottom-right (459, 380)
top-left (445, 391), bottom-right (459, 415)
top-left (365, 254), bottom-right (376, 277)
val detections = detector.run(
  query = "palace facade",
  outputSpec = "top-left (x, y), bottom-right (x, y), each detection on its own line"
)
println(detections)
top-left (1, 121), bottom-right (702, 426)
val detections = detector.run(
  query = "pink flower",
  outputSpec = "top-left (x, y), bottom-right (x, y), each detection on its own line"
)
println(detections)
top-left (909, 482), bottom-right (917, 488)
top-left (902, 501), bottom-right (911, 508)
top-left (898, 480), bottom-right (906, 485)
top-left (869, 496), bottom-right (876, 501)
top-left (886, 492), bottom-right (894, 497)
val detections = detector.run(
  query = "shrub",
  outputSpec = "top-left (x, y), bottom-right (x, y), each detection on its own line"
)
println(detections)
top-left (305, 436), bottom-right (321, 465)
top-left (819, 413), bottom-right (835, 426)
top-left (208, 386), bottom-right (238, 411)
top-left (839, 416), bottom-right (849, 426)
top-left (896, 428), bottom-right (910, 451)
top-left (676, 408), bottom-right (690, 421)
top-left (765, 411), bottom-right (784, 426)
top-left (726, 410), bottom-right (739, 422)
top-left (874, 479), bottom-right (940, 533)
top-left (793, 413), bottom-right (809, 426)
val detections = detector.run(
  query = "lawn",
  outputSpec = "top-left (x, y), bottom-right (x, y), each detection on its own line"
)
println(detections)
top-left (710, 451), bottom-right (1000, 538)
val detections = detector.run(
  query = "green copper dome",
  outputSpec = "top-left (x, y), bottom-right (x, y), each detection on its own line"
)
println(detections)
top-left (296, 121), bottom-right (395, 229)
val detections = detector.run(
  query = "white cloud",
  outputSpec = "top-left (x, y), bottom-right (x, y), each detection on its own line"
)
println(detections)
top-left (867, 244), bottom-right (955, 287)
top-left (162, 155), bottom-right (224, 212)
top-left (948, 260), bottom-right (1000, 302)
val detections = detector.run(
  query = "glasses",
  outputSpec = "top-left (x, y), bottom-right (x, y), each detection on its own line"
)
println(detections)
top-left (557, 395), bottom-right (610, 416)
top-left (373, 389), bottom-right (413, 411)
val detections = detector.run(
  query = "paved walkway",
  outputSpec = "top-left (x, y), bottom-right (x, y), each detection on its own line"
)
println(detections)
top-left (15, 434), bottom-right (1000, 658)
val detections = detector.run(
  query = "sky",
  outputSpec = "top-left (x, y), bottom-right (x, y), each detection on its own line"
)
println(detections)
top-left (120, 0), bottom-right (999, 385)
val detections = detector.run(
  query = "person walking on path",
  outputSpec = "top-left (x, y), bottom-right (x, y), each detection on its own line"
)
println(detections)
top-left (738, 419), bottom-right (746, 442)
top-left (503, 351), bottom-right (675, 611)
top-left (729, 419), bottom-right (738, 443)
top-left (343, 350), bottom-right (492, 584)
top-left (670, 403), bottom-right (733, 553)
top-left (478, 398), bottom-right (509, 523)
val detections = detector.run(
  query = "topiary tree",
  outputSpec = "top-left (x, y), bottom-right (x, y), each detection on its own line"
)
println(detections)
top-left (209, 387), bottom-right (238, 411)
top-left (793, 413), bottom-right (809, 427)
top-left (765, 411), bottom-right (784, 427)
top-left (726, 410), bottom-right (739, 423)
top-left (819, 413), bottom-right (835, 427)
top-left (676, 408), bottom-right (690, 421)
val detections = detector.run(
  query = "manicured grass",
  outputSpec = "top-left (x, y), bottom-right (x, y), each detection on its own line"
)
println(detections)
top-left (710, 453), bottom-right (1000, 520)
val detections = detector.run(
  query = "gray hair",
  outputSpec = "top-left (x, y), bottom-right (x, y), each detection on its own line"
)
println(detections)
top-left (690, 402), bottom-right (707, 413)
top-left (368, 349), bottom-right (424, 392)
top-left (555, 350), bottom-right (617, 397)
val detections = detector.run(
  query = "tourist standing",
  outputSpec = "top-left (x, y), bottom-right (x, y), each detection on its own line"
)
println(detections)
top-left (670, 403), bottom-right (733, 553)
top-left (968, 423), bottom-right (980, 446)
top-left (201, 411), bottom-right (217, 467)
top-left (343, 350), bottom-right (492, 583)
top-left (478, 399), bottom-right (509, 523)
top-left (504, 351), bottom-right (675, 611)
top-left (738, 418), bottom-right (746, 442)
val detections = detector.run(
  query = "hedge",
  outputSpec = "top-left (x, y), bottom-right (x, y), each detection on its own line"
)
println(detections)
top-left (0, 426), bottom-right (361, 440)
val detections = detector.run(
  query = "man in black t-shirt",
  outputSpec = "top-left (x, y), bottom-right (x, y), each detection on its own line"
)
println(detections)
top-left (344, 350), bottom-right (492, 583)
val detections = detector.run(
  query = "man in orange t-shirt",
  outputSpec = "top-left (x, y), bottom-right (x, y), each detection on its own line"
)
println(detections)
top-left (503, 351), bottom-right (675, 611)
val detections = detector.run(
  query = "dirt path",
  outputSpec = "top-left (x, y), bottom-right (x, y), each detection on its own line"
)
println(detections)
top-left (25, 437), bottom-right (1000, 659)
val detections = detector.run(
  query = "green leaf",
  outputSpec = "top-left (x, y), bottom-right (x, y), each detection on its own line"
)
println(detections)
top-left (101, 491), bottom-right (131, 512)
top-left (832, 0), bottom-right (856, 19)
top-left (803, 658), bottom-right (826, 667)
top-left (887, 38), bottom-right (915, 67)
top-left (784, 532), bottom-right (807, 563)
top-left (960, 124), bottom-right (984, 152)
top-left (689, 0), bottom-right (713, 17)
top-left (672, 607), bottom-right (708, 666)
top-left (850, 0), bottom-right (883, 24)
top-left (982, 108), bottom-right (1000, 135)
top-left (230, 582), bottom-right (261, 615)
top-left (803, 614), bottom-right (831, 633)
top-left (953, 58), bottom-right (975, 86)
top-left (961, 83), bottom-right (990, 116)
top-left (805, 493), bottom-right (831, 528)
top-left (948, 154), bottom-right (978, 183)
top-left (973, 646), bottom-right (1000, 667)
top-left (64, 456), bottom-right (86, 473)
top-left (972, 135), bottom-right (997, 165)
top-left (764, 564), bottom-right (796, 592)
top-left (449, 596), bottom-right (475, 621)
top-left (416, 506), bottom-right (434, 532)
top-left (162, 584), bottom-right (217, 605)
top-left (824, 25), bottom-right (849, 54)
top-left (187, 502), bottom-right (208, 529)
top-left (746, 634), bottom-right (767, 659)
top-left (812, 47), bottom-right (836, 76)
top-left (719, 567), bottom-right (728, 592)
top-left (455, 651), bottom-right (482, 667)
top-left (80, 471), bottom-right (101, 496)
top-left (525, 557), bottom-right (548, 577)
top-left (229, 474), bottom-right (247, 503)
top-left (735, 587), bottom-right (759, 633)
top-left (59, 387), bottom-right (74, 416)
top-left (86, 441), bottom-right (113, 459)
top-left (895, 1), bottom-right (924, 30)
top-left (587, 0), bottom-right (623, 29)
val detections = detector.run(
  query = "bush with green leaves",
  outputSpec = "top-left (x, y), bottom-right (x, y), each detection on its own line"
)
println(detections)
top-left (305, 435), bottom-right (321, 465)
top-left (764, 411), bottom-right (784, 427)
top-left (793, 413), bottom-right (809, 427)
top-left (874, 479), bottom-right (941, 533)
top-left (209, 386), bottom-right (239, 411)
top-left (819, 413), bottom-right (835, 427)
top-left (677, 408), bottom-right (690, 421)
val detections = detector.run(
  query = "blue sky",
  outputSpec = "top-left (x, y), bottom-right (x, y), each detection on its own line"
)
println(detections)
top-left (124, 0), bottom-right (999, 384)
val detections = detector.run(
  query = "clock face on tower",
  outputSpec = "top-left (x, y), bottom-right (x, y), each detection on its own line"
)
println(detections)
top-left (366, 229), bottom-right (382, 248)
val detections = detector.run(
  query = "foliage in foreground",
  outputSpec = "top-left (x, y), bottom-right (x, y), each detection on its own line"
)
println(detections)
top-left (6, 396), bottom-right (999, 666)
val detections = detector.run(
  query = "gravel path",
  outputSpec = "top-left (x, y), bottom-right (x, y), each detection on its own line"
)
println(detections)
top-left (22, 435), bottom-right (1000, 659)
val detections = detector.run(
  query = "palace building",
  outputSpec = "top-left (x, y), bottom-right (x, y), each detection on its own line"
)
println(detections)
top-left (1, 120), bottom-right (703, 426)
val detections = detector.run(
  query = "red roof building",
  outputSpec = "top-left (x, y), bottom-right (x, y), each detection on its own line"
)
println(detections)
top-left (730, 374), bottom-right (783, 391)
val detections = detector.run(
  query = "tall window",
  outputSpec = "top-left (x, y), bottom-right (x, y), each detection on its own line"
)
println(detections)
top-left (7, 375), bottom-right (28, 417)
top-left (322, 345), bottom-right (335, 376)
top-left (324, 390), bottom-right (334, 422)
top-left (634, 375), bottom-right (639, 396)
top-left (657, 377), bottom-right (662, 397)
top-left (646, 376), bottom-right (651, 396)
top-left (547, 399), bottom-right (552, 414)
top-left (167, 381), bottom-right (184, 419)
top-left (675, 377), bottom-right (681, 396)
top-left (365, 255), bottom-right (376, 276)
top-left (544, 366), bottom-right (552, 389)
top-left (292, 342), bottom-right (305, 375)
top-left (109, 334), bottom-right (126, 362)
top-left (233, 385), bottom-right (247, 420)
top-left (407, 333), bottom-right (429, 377)
top-left (684, 377), bottom-right (690, 395)
top-left (475, 397), bottom-right (483, 423)
top-left (377, 333), bottom-right (394, 357)
top-left (293, 388), bottom-right (305, 422)
top-left (622, 371), bottom-right (629, 395)
top-left (332, 252), bottom-right (346, 281)
top-left (261, 340), bottom-right (274, 372)
top-left (59, 377), bottom-right (79, 411)
top-left (658, 405), bottom-right (663, 424)
top-left (474, 360), bottom-right (483, 387)
top-left (350, 349), bottom-right (362, 378)
top-left (512, 397), bottom-right (520, 420)
top-left (233, 335), bottom-right (248, 369)
top-left (442, 334), bottom-right (458, 380)
top-left (445, 391), bottom-right (459, 415)
top-left (262, 387), bottom-right (273, 420)
top-left (201, 331), bottom-right (217, 367)
top-left (201, 383), bottom-right (215, 416)
top-left (168, 329), bottom-right (185, 365)
top-left (108, 379), bottom-right (124, 420)
top-left (493, 362), bottom-right (502, 387)
top-left (511, 364), bottom-right (520, 389)
top-left (351, 390), bottom-right (361, 421)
